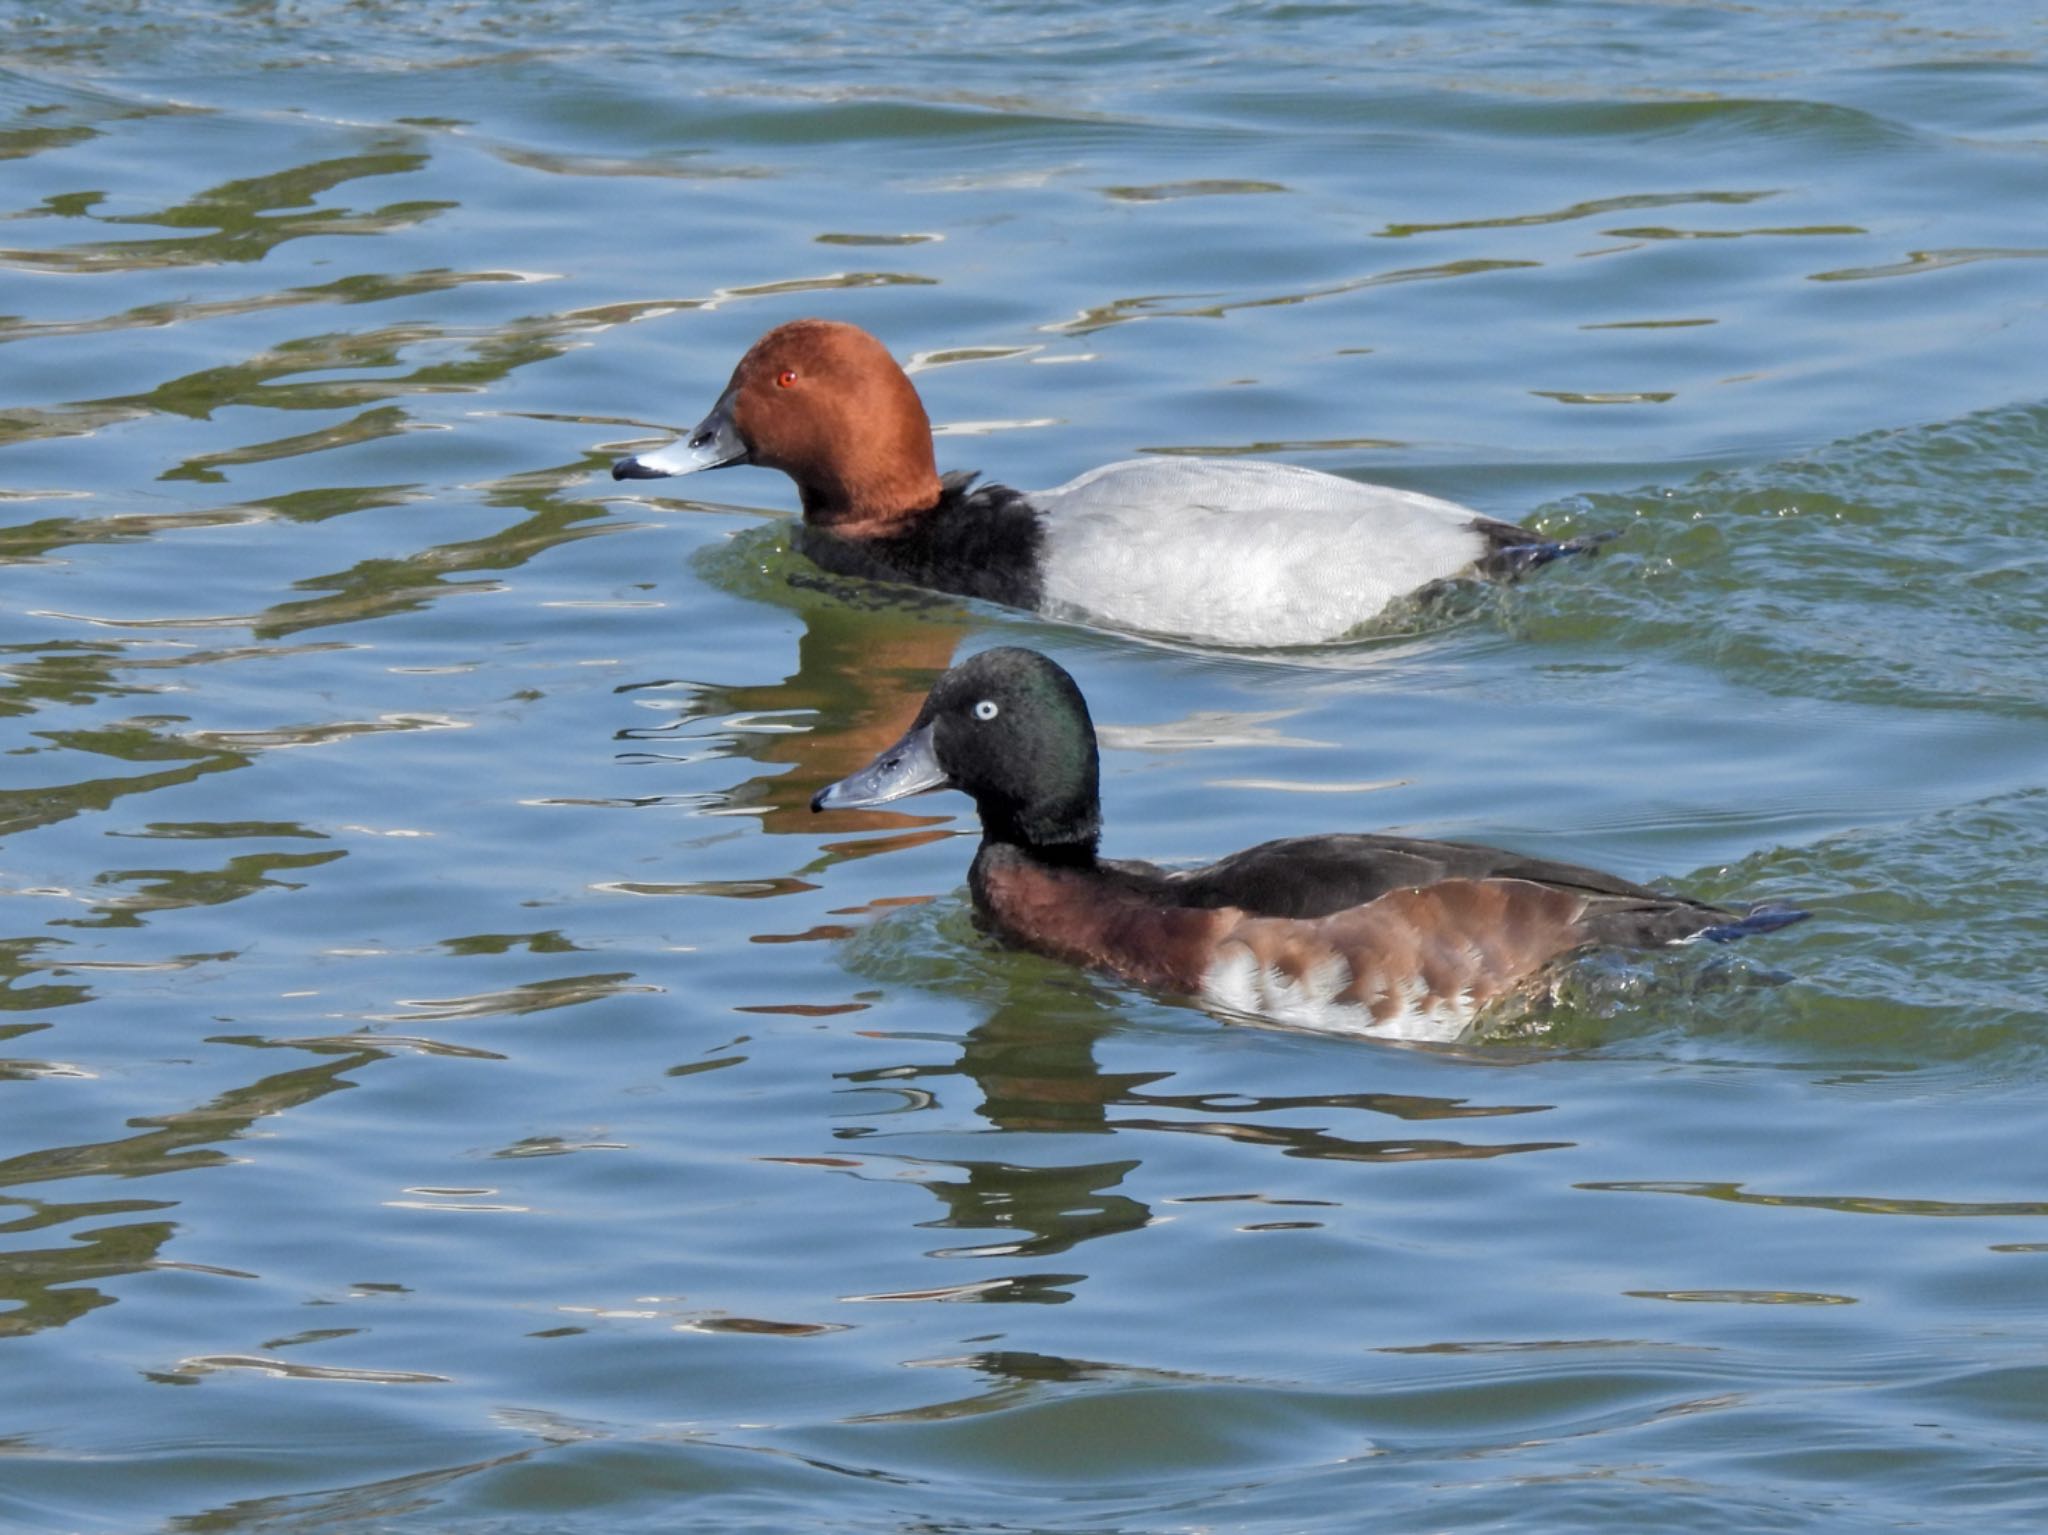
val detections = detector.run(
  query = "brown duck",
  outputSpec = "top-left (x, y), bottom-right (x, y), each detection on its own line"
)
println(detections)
top-left (812, 648), bottom-right (1806, 1041)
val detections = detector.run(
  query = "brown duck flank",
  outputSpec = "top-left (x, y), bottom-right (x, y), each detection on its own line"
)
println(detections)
top-left (977, 847), bottom-right (1621, 1028)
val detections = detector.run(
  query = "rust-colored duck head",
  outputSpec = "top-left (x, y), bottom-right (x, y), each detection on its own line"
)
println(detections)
top-left (613, 318), bottom-right (945, 537)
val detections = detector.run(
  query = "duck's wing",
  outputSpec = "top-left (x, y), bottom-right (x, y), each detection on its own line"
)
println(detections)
top-left (1201, 871), bottom-right (1802, 1039)
top-left (1140, 833), bottom-right (1674, 920)
top-left (1203, 876), bottom-right (1594, 1037)
top-left (1139, 833), bottom-right (1804, 949)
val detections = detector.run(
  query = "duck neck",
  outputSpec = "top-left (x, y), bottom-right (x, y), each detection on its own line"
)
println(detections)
top-left (794, 459), bottom-right (944, 540)
top-left (973, 795), bottom-right (1102, 872)
top-left (985, 827), bottom-right (1100, 870)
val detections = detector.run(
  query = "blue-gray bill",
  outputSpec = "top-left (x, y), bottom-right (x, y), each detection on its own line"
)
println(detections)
top-left (611, 387), bottom-right (747, 480)
top-left (812, 721), bottom-right (949, 812)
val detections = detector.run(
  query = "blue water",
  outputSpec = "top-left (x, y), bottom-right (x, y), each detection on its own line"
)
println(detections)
top-left (4, 3), bottom-right (2048, 1530)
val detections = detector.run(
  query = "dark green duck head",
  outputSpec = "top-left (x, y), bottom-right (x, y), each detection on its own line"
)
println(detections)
top-left (812, 647), bottom-right (1101, 859)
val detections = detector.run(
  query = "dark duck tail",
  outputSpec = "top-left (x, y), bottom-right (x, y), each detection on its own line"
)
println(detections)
top-left (1471, 517), bottom-right (1623, 579)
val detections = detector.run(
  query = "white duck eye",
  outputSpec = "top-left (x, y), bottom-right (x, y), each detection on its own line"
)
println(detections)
top-left (972, 699), bottom-right (1000, 722)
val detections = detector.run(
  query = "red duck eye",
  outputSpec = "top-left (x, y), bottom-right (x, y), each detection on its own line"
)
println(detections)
top-left (776, 369), bottom-right (799, 389)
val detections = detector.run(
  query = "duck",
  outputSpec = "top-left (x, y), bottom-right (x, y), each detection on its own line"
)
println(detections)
top-left (612, 319), bottom-right (1602, 647)
top-left (810, 647), bottom-right (1806, 1041)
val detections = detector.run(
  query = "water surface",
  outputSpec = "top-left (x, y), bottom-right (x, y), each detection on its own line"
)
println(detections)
top-left (4, 3), bottom-right (2048, 1530)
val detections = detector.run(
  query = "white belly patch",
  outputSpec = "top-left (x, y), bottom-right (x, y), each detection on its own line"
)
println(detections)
top-left (1200, 942), bottom-right (1482, 1042)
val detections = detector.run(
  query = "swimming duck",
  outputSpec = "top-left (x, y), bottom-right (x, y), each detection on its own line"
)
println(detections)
top-left (811, 648), bottom-right (1805, 1040)
top-left (612, 319), bottom-right (1599, 647)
